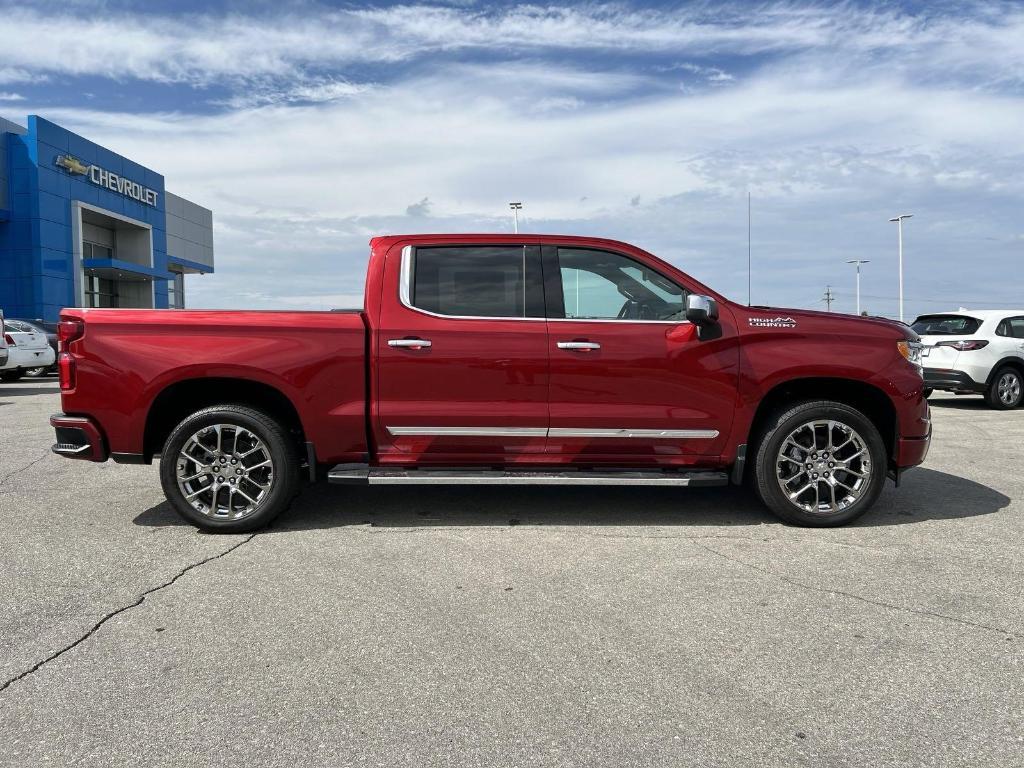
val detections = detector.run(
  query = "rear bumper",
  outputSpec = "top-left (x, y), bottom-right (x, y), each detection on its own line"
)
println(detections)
top-left (924, 368), bottom-right (986, 393)
top-left (50, 413), bottom-right (108, 462)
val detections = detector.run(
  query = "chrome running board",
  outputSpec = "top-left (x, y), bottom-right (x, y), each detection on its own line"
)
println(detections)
top-left (327, 465), bottom-right (728, 487)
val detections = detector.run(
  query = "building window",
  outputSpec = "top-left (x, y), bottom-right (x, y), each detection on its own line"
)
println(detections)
top-left (83, 241), bottom-right (114, 260)
top-left (84, 273), bottom-right (119, 308)
top-left (167, 271), bottom-right (185, 309)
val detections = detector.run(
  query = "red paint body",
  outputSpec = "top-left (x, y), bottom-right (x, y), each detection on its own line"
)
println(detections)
top-left (54, 234), bottom-right (930, 475)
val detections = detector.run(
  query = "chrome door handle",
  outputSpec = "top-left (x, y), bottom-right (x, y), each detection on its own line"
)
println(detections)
top-left (557, 341), bottom-right (601, 351)
top-left (388, 338), bottom-right (432, 348)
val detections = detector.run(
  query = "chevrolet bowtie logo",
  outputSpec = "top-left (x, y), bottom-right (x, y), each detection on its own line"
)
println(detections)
top-left (55, 154), bottom-right (91, 175)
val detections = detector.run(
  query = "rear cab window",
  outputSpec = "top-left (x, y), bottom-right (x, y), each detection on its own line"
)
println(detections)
top-left (910, 315), bottom-right (981, 336)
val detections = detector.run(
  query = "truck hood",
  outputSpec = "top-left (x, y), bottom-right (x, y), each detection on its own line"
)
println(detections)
top-left (742, 305), bottom-right (918, 340)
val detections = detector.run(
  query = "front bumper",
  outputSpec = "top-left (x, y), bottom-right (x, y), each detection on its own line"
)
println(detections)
top-left (50, 413), bottom-right (108, 462)
top-left (923, 368), bottom-right (986, 393)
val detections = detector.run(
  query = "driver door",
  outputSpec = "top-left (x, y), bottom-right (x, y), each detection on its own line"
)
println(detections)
top-left (544, 245), bottom-right (738, 463)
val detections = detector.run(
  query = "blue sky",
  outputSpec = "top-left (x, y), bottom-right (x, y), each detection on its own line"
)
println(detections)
top-left (1, 0), bottom-right (1021, 316)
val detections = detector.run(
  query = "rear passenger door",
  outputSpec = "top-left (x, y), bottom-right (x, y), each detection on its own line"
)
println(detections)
top-left (374, 243), bottom-right (549, 463)
top-left (997, 316), bottom-right (1024, 359)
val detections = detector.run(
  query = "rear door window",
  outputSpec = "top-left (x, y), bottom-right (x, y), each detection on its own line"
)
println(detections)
top-left (997, 316), bottom-right (1024, 339)
top-left (911, 315), bottom-right (981, 335)
top-left (409, 246), bottom-right (543, 319)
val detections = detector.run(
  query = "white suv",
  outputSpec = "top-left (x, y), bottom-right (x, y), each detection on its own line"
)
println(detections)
top-left (912, 310), bottom-right (1024, 409)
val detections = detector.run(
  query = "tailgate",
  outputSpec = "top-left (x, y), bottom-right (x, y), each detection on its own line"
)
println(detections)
top-left (920, 336), bottom-right (960, 369)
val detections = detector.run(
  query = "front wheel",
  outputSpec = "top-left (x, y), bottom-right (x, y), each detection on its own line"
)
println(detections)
top-left (985, 367), bottom-right (1023, 410)
top-left (159, 405), bottom-right (301, 532)
top-left (752, 401), bottom-right (888, 527)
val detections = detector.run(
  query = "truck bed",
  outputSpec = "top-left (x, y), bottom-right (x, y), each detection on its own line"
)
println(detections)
top-left (59, 308), bottom-right (369, 463)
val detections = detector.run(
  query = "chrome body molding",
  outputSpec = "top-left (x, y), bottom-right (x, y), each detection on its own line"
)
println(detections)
top-left (387, 426), bottom-right (548, 438)
top-left (548, 428), bottom-right (719, 439)
top-left (387, 426), bottom-right (719, 439)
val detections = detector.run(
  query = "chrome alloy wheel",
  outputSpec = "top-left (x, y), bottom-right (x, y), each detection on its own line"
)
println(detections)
top-left (175, 424), bottom-right (275, 520)
top-left (775, 420), bottom-right (872, 516)
top-left (997, 372), bottom-right (1022, 406)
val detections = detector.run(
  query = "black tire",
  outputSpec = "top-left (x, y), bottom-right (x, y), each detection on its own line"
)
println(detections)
top-left (985, 367), bottom-right (1023, 410)
top-left (0, 370), bottom-right (25, 382)
top-left (159, 405), bottom-right (301, 533)
top-left (752, 400), bottom-right (888, 527)
top-left (922, 388), bottom-right (933, 399)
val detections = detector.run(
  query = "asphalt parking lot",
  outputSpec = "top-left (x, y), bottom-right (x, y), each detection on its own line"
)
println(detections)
top-left (0, 379), bottom-right (1021, 767)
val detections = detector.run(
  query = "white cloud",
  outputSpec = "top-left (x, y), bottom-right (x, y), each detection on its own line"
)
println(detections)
top-left (5, 2), bottom-right (1023, 316)
top-left (0, 91), bottom-right (25, 101)
top-left (0, 3), bottom-right (1022, 90)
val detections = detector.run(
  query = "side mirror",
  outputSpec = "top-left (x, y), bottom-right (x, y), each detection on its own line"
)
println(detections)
top-left (685, 294), bottom-right (719, 326)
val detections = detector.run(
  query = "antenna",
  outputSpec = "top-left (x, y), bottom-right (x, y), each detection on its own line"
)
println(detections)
top-left (747, 191), bottom-right (751, 306)
top-left (822, 285), bottom-right (835, 312)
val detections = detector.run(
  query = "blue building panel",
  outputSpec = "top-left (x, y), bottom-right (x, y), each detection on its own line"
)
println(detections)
top-left (0, 114), bottom-right (213, 321)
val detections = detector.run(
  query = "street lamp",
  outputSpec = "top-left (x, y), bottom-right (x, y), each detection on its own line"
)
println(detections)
top-left (845, 259), bottom-right (870, 315)
top-left (509, 202), bottom-right (523, 234)
top-left (888, 214), bottom-right (913, 322)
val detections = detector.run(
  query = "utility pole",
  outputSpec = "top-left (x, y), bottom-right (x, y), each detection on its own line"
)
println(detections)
top-left (509, 202), bottom-right (523, 234)
top-left (845, 259), bottom-right (870, 315)
top-left (888, 214), bottom-right (913, 322)
top-left (822, 285), bottom-right (835, 312)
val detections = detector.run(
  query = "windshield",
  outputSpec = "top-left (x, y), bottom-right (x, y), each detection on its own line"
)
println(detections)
top-left (911, 314), bottom-right (981, 336)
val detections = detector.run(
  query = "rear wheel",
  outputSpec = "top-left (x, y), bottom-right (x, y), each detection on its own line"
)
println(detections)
top-left (159, 405), bottom-right (301, 532)
top-left (922, 388), bottom-right (933, 399)
top-left (0, 370), bottom-right (25, 382)
top-left (752, 400), bottom-right (887, 527)
top-left (985, 367), bottom-right (1023, 410)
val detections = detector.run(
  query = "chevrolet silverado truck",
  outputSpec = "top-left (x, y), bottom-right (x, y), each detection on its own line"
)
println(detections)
top-left (50, 234), bottom-right (931, 532)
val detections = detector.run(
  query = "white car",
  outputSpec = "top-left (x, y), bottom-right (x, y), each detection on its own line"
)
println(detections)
top-left (0, 311), bottom-right (7, 370)
top-left (0, 317), bottom-right (56, 382)
top-left (912, 310), bottom-right (1024, 409)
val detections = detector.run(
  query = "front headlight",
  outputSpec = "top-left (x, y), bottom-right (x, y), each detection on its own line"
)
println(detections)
top-left (897, 340), bottom-right (924, 373)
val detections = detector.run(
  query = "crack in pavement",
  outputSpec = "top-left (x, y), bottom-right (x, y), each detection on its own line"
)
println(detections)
top-left (0, 533), bottom-right (257, 696)
top-left (0, 450), bottom-right (50, 488)
top-left (697, 542), bottom-right (1022, 639)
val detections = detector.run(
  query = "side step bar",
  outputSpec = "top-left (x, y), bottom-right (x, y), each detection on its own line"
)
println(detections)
top-left (327, 464), bottom-right (728, 487)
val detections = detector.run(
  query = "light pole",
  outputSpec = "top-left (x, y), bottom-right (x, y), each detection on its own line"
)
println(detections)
top-left (888, 214), bottom-right (913, 322)
top-left (846, 259), bottom-right (870, 315)
top-left (509, 202), bottom-right (523, 234)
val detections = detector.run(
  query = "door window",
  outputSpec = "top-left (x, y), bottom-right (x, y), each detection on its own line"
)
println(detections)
top-left (556, 248), bottom-right (687, 321)
top-left (409, 246), bottom-right (542, 318)
top-left (996, 316), bottom-right (1024, 339)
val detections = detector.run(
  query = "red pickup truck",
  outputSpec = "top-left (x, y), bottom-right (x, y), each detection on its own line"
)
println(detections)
top-left (51, 234), bottom-right (931, 531)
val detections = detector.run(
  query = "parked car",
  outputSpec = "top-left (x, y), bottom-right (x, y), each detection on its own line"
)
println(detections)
top-left (912, 310), bottom-right (1024, 409)
top-left (0, 311), bottom-right (7, 370)
top-left (49, 234), bottom-right (931, 532)
top-left (1, 317), bottom-right (56, 381)
top-left (8, 319), bottom-right (58, 376)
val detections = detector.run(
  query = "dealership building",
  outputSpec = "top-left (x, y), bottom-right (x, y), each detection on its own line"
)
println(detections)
top-left (0, 115), bottom-right (214, 321)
